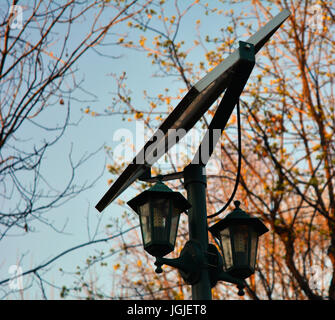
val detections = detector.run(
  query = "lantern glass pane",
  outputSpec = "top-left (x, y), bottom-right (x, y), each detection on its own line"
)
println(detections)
top-left (169, 207), bottom-right (181, 246)
top-left (233, 225), bottom-right (249, 267)
top-left (234, 225), bottom-right (249, 252)
top-left (250, 230), bottom-right (258, 269)
top-left (139, 202), bottom-right (151, 245)
top-left (220, 228), bottom-right (233, 270)
top-left (152, 198), bottom-right (170, 241)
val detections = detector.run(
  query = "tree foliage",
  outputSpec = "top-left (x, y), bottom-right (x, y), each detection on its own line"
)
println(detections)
top-left (2, 0), bottom-right (334, 300)
top-left (84, 0), bottom-right (335, 300)
top-left (0, 0), bottom-right (152, 298)
top-left (0, 0), bottom-right (151, 236)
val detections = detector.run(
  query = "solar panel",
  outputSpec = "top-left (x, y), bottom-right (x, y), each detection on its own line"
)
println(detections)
top-left (95, 9), bottom-right (291, 212)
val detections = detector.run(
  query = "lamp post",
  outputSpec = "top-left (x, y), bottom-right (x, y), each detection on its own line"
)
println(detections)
top-left (96, 10), bottom-right (290, 300)
top-left (183, 164), bottom-right (212, 299)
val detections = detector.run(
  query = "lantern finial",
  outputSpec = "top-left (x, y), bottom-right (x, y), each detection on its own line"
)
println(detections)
top-left (234, 200), bottom-right (241, 209)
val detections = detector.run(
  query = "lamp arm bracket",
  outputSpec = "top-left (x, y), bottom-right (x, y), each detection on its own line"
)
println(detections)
top-left (139, 171), bottom-right (184, 183)
top-left (154, 240), bottom-right (204, 285)
top-left (217, 271), bottom-right (245, 287)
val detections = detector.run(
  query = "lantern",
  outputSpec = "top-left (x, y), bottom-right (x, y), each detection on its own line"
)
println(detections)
top-left (209, 201), bottom-right (268, 279)
top-left (127, 181), bottom-right (191, 257)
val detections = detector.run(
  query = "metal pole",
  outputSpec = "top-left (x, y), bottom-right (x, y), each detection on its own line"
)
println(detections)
top-left (184, 164), bottom-right (212, 300)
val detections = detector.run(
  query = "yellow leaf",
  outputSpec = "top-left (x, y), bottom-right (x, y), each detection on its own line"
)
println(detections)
top-left (230, 114), bottom-right (236, 124)
top-left (139, 36), bottom-right (147, 47)
top-left (113, 263), bottom-right (120, 270)
top-left (150, 102), bottom-right (157, 109)
top-left (135, 112), bottom-right (143, 119)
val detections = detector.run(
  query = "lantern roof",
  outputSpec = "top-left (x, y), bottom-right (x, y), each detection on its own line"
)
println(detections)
top-left (147, 180), bottom-right (175, 193)
top-left (127, 181), bottom-right (191, 214)
top-left (209, 201), bottom-right (268, 236)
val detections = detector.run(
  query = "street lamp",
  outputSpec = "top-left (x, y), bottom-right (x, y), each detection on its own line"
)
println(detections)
top-left (96, 10), bottom-right (290, 300)
top-left (209, 200), bottom-right (268, 280)
top-left (127, 181), bottom-right (191, 257)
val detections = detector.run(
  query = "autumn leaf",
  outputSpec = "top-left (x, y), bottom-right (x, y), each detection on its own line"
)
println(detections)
top-left (139, 36), bottom-right (147, 47)
top-left (135, 112), bottom-right (143, 119)
top-left (113, 263), bottom-right (120, 270)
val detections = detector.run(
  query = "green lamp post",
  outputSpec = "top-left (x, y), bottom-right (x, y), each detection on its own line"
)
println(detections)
top-left (96, 10), bottom-right (290, 300)
top-left (127, 181), bottom-right (191, 257)
top-left (209, 200), bottom-right (269, 280)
